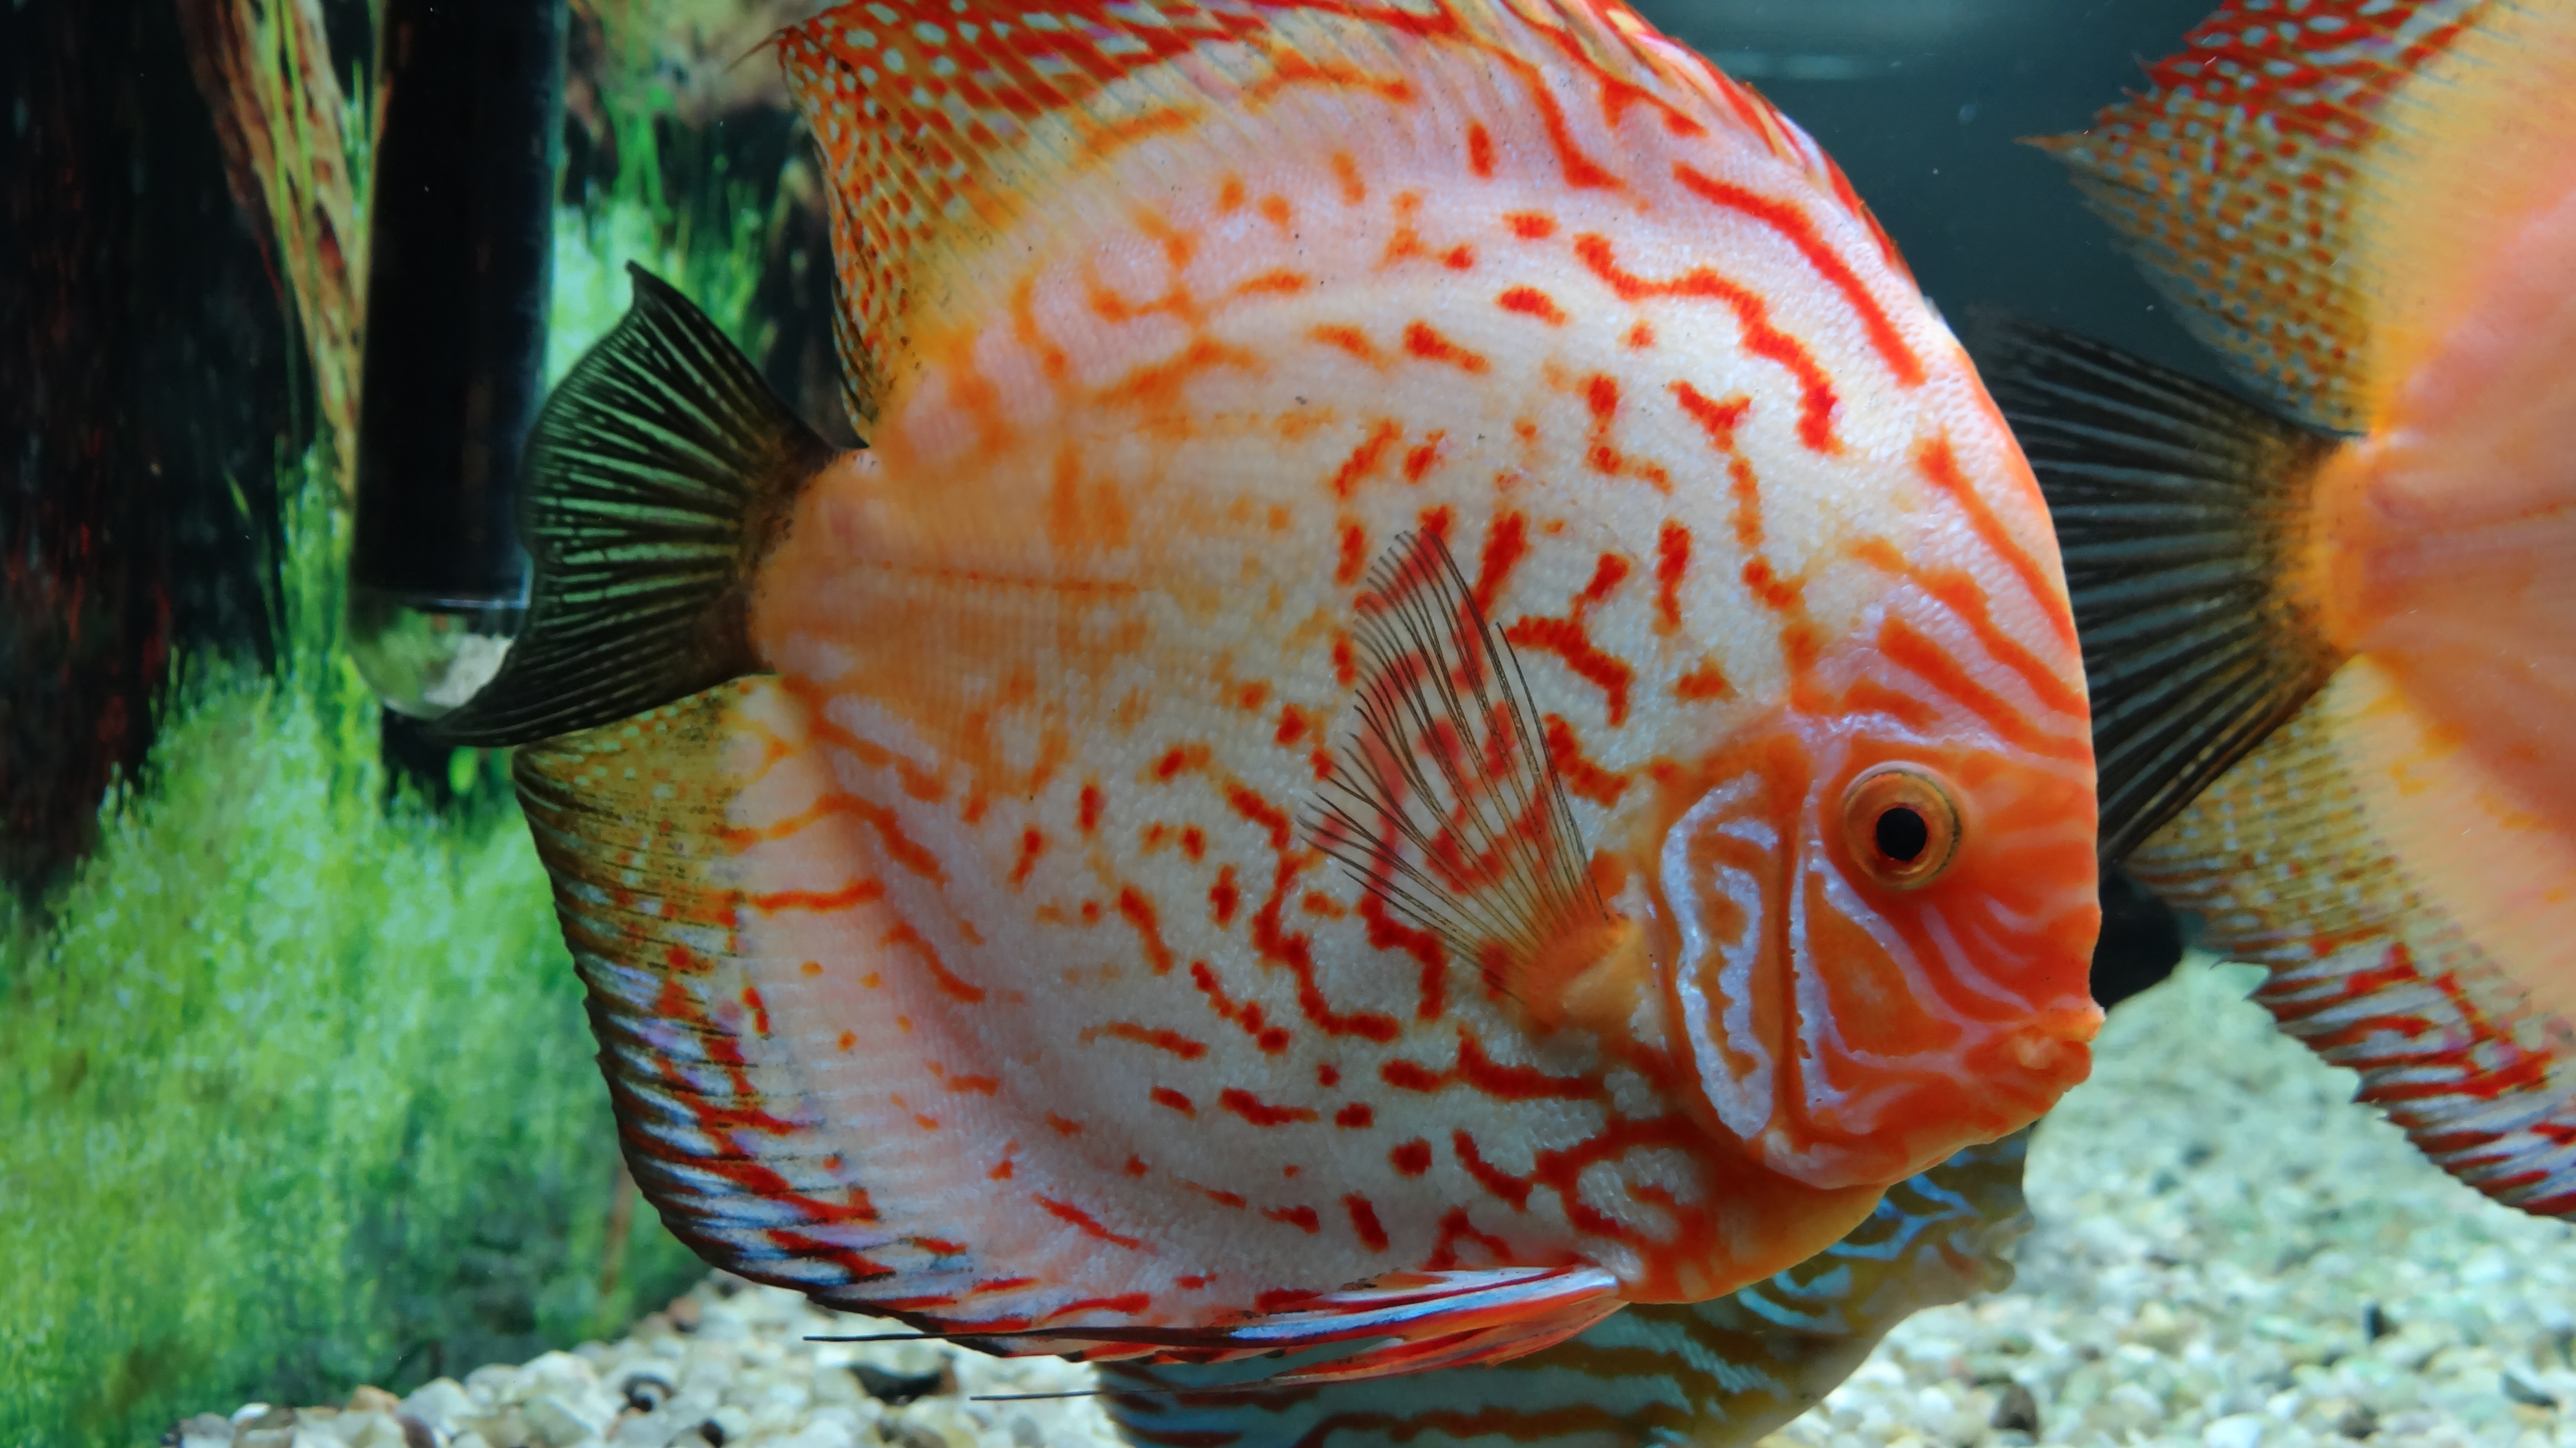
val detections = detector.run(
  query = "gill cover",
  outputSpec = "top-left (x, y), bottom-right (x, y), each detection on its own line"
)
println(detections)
top-left (1653, 697), bottom-right (2099, 1191)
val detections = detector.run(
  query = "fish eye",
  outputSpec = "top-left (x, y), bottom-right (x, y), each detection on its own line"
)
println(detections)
top-left (1840, 765), bottom-right (1963, 890)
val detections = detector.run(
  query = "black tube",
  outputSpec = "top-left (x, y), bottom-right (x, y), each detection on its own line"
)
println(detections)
top-left (349, 0), bottom-right (566, 718)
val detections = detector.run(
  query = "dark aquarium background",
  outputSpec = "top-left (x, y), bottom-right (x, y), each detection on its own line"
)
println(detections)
top-left (1, 1), bottom-right (2208, 1443)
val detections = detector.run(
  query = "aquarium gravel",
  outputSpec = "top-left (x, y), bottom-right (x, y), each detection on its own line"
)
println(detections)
top-left (1779, 957), bottom-right (2576, 1448)
top-left (173, 957), bottom-right (2575, 1448)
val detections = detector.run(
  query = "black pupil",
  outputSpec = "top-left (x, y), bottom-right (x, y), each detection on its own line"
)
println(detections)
top-left (1875, 806), bottom-right (1930, 864)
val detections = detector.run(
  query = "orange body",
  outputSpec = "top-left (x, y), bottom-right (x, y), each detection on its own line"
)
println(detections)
top-left (501, 0), bottom-right (2101, 1375)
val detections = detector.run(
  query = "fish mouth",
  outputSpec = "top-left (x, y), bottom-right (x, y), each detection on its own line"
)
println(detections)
top-left (1990, 1004), bottom-right (2102, 1111)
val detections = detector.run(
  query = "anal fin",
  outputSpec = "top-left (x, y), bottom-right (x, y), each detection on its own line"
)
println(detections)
top-left (1020, 1265), bottom-right (1624, 1385)
top-left (509, 682), bottom-right (950, 1298)
top-left (1099, 1135), bottom-right (2033, 1441)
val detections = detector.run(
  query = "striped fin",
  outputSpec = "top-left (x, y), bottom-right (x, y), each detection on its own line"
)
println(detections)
top-left (1983, 322), bottom-right (2344, 862)
top-left (1099, 1132), bottom-right (2031, 1447)
top-left (773, 0), bottom-right (1906, 428)
top-left (1310, 531), bottom-right (1626, 1031)
top-left (2031, 0), bottom-right (2483, 431)
top-left (2130, 667), bottom-right (2576, 1220)
top-left (507, 684), bottom-right (979, 1296)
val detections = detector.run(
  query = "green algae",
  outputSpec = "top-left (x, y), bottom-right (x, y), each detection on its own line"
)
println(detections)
top-left (0, 465), bottom-right (704, 1446)
top-left (0, 9), bottom-right (814, 1440)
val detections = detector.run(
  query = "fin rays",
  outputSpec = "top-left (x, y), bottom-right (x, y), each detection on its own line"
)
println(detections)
top-left (1310, 531), bottom-right (1606, 984)
top-left (432, 265), bottom-right (834, 747)
top-left (1986, 322), bottom-right (2346, 862)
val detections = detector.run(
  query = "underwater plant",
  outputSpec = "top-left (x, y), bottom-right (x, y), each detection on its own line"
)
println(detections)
top-left (0, 2), bottom-right (805, 1441)
top-left (0, 458), bottom-right (706, 1446)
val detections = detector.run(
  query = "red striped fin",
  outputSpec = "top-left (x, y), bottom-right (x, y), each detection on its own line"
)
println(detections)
top-left (511, 684), bottom-right (949, 1299)
top-left (1099, 1131), bottom-right (2031, 1444)
top-left (2129, 668), bottom-right (2576, 1220)
top-left (1310, 531), bottom-right (1646, 1037)
top-left (2032, 0), bottom-right (2482, 430)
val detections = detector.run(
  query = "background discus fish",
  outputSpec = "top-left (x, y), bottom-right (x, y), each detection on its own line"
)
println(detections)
top-left (434, 0), bottom-right (2102, 1380)
top-left (1097, 1130), bottom-right (2031, 1448)
top-left (1989, 0), bottom-right (2576, 1216)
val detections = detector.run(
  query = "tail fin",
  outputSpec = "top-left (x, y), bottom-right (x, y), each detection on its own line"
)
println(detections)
top-left (1981, 321), bottom-right (2345, 862)
top-left (431, 265), bottom-right (833, 747)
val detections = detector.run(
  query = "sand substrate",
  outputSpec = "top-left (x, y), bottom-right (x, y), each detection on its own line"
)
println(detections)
top-left (170, 958), bottom-right (2576, 1448)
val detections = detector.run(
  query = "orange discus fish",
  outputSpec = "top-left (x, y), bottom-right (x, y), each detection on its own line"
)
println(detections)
top-left (1993, 0), bottom-right (2576, 1216)
top-left (436, 0), bottom-right (2101, 1380)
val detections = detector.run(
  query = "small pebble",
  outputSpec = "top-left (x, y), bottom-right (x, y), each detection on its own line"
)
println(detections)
top-left (170, 1413), bottom-right (237, 1447)
top-left (2206, 1411), bottom-right (2269, 1448)
top-left (851, 1363), bottom-right (948, 1406)
top-left (1988, 1381), bottom-right (2040, 1436)
top-left (2501, 1372), bottom-right (2560, 1410)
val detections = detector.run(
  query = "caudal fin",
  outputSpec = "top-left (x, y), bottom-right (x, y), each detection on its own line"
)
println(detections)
top-left (431, 264), bottom-right (833, 747)
top-left (1981, 321), bottom-right (2346, 863)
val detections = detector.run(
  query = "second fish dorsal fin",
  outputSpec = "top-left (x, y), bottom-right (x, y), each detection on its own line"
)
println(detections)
top-left (772, 0), bottom-right (1902, 426)
top-left (2030, 0), bottom-right (2483, 432)
top-left (1312, 531), bottom-right (1607, 999)
top-left (2350, 2), bottom-right (2576, 404)
top-left (1985, 322), bottom-right (2346, 862)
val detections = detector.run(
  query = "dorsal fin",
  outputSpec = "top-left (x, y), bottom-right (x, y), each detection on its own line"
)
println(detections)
top-left (2030, 0), bottom-right (2484, 431)
top-left (2349, 2), bottom-right (2576, 408)
top-left (772, 0), bottom-right (1905, 428)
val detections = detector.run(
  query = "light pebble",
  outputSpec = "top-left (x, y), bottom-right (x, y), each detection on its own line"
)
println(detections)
top-left (1761, 960), bottom-right (2576, 1448)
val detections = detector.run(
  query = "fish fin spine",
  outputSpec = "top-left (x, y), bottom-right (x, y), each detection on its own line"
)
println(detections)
top-left (1984, 320), bottom-right (2346, 863)
top-left (431, 264), bottom-right (836, 747)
